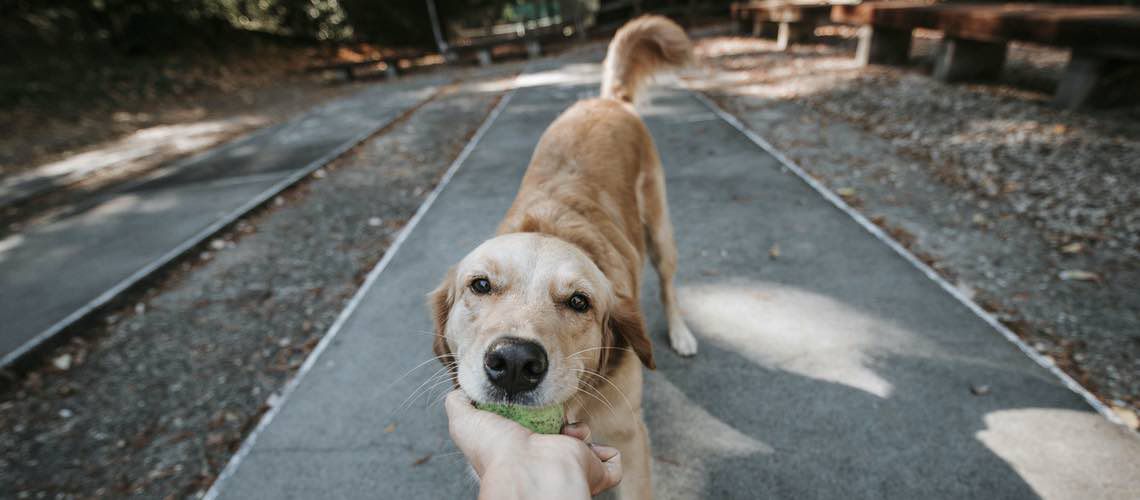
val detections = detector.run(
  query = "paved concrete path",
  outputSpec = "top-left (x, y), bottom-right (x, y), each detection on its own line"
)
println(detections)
top-left (0, 78), bottom-right (443, 365)
top-left (208, 60), bottom-right (1140, 499)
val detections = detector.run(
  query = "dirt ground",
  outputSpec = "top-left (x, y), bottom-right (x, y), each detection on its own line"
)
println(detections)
top-left (1, 42), bottom-right (370, 177)
top-left (0, 69), bottom-right (514, 498)
top-left (0, 46), bottom-right (380, 237)
top-left (686, 28), bottom-right (1140, 428)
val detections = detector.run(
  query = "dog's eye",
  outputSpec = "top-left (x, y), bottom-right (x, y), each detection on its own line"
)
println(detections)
top-left (567, 293), bottom-right (590, 312)
top-left (470, 278), bottom-right (492, 295)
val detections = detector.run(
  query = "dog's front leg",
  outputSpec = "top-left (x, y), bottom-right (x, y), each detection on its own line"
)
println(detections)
top-left (602, 418), bottom-right (653, 500)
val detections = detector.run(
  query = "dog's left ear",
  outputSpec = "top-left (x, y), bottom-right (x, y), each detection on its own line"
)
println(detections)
top-left (428, 268), bottom-right (458, 379)
top-left (605, 297), bottom-right (655, 370)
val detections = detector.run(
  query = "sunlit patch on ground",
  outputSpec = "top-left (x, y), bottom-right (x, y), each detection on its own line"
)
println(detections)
top-left (1, 116), bottom-right (269, 206)
top-left (977, 408), bottom-right (1140, 497)
top-left (679, 282), bottom-right (939, 398)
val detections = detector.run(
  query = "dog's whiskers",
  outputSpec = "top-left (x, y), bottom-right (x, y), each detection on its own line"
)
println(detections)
top-left (564, 345), bottom-right (636, 361)
top-left (569, 367), bottom-right (636, 414)
top-left (399, 363), bottom-right (457, 411)
top-left (388, 354), bottom-right (455, 391)
top-left (576, 375), bottom-right (620, 415)
top-left (401, 374), bottom-right (458, 412)
top-left (570, 383), bottom-right (617, 415)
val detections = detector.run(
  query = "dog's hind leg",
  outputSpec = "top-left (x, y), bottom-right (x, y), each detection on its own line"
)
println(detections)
top-left (640, 154), bottom-right (697, 356)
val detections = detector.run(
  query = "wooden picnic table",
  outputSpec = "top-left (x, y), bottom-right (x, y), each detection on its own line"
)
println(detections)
top-left (732, 0), bottom-right (859, 50)
top-left (831, 2), bottom-right (1140, 108)
top-left (445, 22), bottom-right (571, 66)
top-left (305, 48), bottom-right (427, 81)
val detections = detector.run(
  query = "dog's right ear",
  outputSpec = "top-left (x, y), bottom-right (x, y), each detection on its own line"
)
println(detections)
top-left (604, 296), bottom-right (655, 370)
top-left (428, 268), bottom-right (457, 380)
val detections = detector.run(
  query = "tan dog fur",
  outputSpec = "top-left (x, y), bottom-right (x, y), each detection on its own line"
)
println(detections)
top-left (430, 16), bottom-right (696, 499)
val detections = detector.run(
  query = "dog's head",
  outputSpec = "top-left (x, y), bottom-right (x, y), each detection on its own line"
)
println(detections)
top-left (430, 232), bottom-right (653, 407)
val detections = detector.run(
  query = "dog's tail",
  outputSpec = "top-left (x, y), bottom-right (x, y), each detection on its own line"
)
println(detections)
top-left (600, 15), bottom-right (692, 104)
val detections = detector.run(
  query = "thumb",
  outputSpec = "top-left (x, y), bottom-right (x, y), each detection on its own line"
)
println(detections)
top-left (444, 390), bottom-right (492, 471)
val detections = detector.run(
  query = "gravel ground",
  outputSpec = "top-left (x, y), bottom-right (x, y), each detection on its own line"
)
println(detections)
top-left (0, 71), bottom-right (513, 498)
top-left (687, 30), bottom-right (1140, 428)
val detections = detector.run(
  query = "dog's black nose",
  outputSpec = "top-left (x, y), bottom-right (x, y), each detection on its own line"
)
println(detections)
top-left (484, 337), bottom-right (548, 396)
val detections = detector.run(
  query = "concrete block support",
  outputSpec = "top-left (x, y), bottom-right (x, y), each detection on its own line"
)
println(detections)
top-left (933, 37), bottom-right (1008, 82)
top-left (525, 40), bottom-right (542, 59)
top-left (476, 49), bottom-right (493, 67)
top-left (753, 20), bottom-right (779, 38)
top-left (776, 22), bottom-right (815, 51)
top-left (1055, 52), bottom-right (1140, 109)
top-left (856, 25), bottom-right (912, 66)
top-left (735, 15), bottom-right (750, 35)
top-left (1055, 53), bottom-right (1104, 109)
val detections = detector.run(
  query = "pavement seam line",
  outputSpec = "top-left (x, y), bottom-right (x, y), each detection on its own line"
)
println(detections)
top-left (202, 76), bottom-right (523, 499)
top-left (685, 88), bottom-right (1127, 429)
top-left (0, 84), bottom-right (444, 369)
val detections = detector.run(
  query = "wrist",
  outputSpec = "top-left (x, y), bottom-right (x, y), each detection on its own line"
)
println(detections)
top-left (477, 438), bottom-right (591, 500)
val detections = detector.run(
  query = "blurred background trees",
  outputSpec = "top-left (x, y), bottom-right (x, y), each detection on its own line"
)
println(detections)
top-left (2, 1), bottom-right (571, 55)
top-left (5, 0), bottom-right (1139, 58)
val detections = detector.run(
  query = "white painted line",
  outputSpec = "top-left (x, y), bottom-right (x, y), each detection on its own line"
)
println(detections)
top-left (0, 85), bottom-right (442, 368)
top-left (687, 89), bottom-right (1126, 428)
top-left (203, 77), bottom-right (522, 500)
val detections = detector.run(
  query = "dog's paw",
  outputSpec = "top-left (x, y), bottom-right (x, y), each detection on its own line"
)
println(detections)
top-left (669, 325), bottom-right (698, 357)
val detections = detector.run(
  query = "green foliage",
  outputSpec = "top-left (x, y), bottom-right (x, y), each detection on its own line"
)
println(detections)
top-left (4, 0), bottom-right (355, 56)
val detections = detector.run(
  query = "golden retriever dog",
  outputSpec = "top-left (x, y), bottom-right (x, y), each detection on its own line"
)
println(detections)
top-left (430, 16), bottom-right (696, 499)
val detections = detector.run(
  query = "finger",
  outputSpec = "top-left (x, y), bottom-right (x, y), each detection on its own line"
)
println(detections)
top-left (583, 445), bottom-right (622, 495)
top-left (444, 390), bottom-right (476, 437)
top-left (444, 391), bottom-right (477, 448)
top-left (445, 390), bottom-right (514, 475)
top-left (590, 443), bottom-right (619, 462)
top-left (561, 422), bottom-right (591, 442)
top-left (444, 390), bottom-right (473, 417)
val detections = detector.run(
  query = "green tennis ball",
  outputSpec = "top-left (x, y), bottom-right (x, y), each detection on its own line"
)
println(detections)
top-left (475, 402), bottom-right (565, 434)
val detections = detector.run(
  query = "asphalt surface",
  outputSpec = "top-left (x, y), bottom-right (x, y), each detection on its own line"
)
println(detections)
top-left (209, 60), bottom-right (1140, 499)
top-left (0, 77), bottom-right (442, 365)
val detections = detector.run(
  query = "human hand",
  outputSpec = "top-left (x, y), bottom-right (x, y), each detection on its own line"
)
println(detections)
top-left (444, 390), bottom-right (622, 499)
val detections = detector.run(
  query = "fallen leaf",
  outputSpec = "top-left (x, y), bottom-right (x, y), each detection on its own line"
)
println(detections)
top-left (835, 187), bottom-right (856, 197)
top-left (768, 244), bottom-right (780, 259)
top-left (1111, 406), bottom-right (1139, 430)
top-left (384, 423), bottom-right (396, 433)
top-left (1059, 242), bottom-right (1084, 254)
top-left (412, 453), bottom-right (432, 466)
top-left (52, 354), bottom-right (73, 371)
top-left (1058, 270), bottom-right (1101, 282)
top-left (969, 384), bottom-right (991, 396)
top-left (206, 433), bottom-right (226, 447)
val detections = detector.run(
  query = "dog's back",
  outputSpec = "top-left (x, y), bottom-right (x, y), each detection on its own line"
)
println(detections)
top-left (499, 16), bottom-right (693, 281)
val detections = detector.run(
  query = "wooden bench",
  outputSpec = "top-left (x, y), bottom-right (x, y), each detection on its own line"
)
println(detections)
top-left (306, 57), bottom-right (402, 81)
top-left (832, 2), bottom-right (1140, 108)
top-left (732, 0), bottom-right (859, 50)
top-left (445, 23), bottom-right (569, 66)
